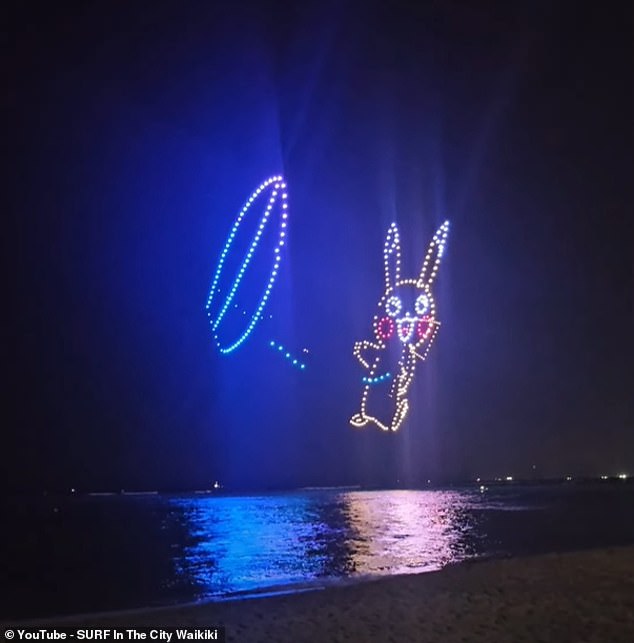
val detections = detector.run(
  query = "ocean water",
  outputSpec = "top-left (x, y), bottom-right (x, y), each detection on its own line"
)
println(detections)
top-left (2, 484), bottom-right (634, 620)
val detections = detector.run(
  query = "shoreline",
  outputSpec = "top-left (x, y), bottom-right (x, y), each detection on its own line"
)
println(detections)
top-left (4, 546), bottom-right (634, 641)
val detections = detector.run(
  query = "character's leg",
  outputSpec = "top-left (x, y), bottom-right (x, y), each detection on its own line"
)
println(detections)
top-left (351, 383), bottom-right (394, 431)
top-left (352, 413), bottom-right (390, 431)
top-left (390, 397), bottom-right (409, 431)
top-left (350, 385), bottom-right (373, 428)
top-left (350, 413), bottom-right (369, 427)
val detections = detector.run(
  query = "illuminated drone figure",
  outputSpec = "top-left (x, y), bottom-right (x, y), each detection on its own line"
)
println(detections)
top-left (350, 221), bottom-right (450, 431)
top-left (205, 176), bottom-right (289, 354)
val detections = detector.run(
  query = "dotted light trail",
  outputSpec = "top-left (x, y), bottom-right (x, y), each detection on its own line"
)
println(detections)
top-left (269, 340), bottom-right (306, 370)
top-left (362, 372), bottom-right (392, 385)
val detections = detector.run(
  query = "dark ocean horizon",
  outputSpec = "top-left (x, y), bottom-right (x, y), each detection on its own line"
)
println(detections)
top-left (2, 483), bottom-right (634, 621)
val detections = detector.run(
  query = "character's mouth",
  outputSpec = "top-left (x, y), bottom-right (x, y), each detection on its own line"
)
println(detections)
top-left (397, 316), bottom-right (417, 343)
top-left (396, 316), bottom-right (435, 343)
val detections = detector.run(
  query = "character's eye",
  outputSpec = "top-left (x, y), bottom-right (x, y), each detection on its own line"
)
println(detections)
top-left (385, 296), bottom-right (402, 317)
top-left (415, 294), bottom-right (429, 315)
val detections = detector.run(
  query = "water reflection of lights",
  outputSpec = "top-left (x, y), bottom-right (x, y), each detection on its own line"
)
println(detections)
top-left (342, 490), bottom-right (477, 575)
top-left (169, 490), bottom-right (479, 599)
top-left (170, 495), bottom-right (332, 596)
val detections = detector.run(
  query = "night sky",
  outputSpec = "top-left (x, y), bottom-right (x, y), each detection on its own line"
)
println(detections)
top-left (4, 1), bottom-right (632, 492)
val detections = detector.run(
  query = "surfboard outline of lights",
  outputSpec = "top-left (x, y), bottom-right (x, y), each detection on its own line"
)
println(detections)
top-left (269, 340), bottom-right (306, 370)
top-left (205, 176), bottom-right (289, 354)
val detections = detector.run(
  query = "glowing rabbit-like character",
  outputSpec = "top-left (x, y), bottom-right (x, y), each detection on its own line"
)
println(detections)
top-left (350, 220), bottom-right (450, 431)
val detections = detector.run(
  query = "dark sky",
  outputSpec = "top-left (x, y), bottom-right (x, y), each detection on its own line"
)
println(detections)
top-left (4, 1), bottom-right (633, 491)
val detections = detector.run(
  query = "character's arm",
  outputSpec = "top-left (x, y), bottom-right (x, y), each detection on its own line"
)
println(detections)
top-left (409, 323), bottom-right (440, 361)
top-left (353, 340), bottom-right (382, 370)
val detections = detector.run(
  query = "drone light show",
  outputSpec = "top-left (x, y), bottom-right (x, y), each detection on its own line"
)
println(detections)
top-left (350, 220), bottom-right (450, 431)
top-left (269, 340), bottom-right (307, 371)
top-left (205, 176), bottom-right (290, 354)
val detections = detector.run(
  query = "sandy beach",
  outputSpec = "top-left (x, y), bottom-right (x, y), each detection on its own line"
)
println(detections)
top-left (6, 546), bottom-right (634, 642)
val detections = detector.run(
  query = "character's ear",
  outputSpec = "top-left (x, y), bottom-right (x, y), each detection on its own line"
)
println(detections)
top-left (383, 223), bottom-right (401, 291)
top-left (417, 220), bottom-right (450, 288)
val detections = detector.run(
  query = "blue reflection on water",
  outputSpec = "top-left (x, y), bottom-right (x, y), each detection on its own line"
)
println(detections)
top-left (170, 489), bottom-right (481, 599)
top-left (5, 485), bottom-right (634, 618)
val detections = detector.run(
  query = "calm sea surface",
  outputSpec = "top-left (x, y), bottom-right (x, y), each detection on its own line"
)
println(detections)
top-left (2, 484), bottom-right (634, 620)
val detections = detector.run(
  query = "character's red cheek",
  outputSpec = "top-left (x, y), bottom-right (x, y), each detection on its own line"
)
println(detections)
top-left (417, 318), bottom-right (434, 339)
top-left (376, 316), bottom-right (395, 341)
